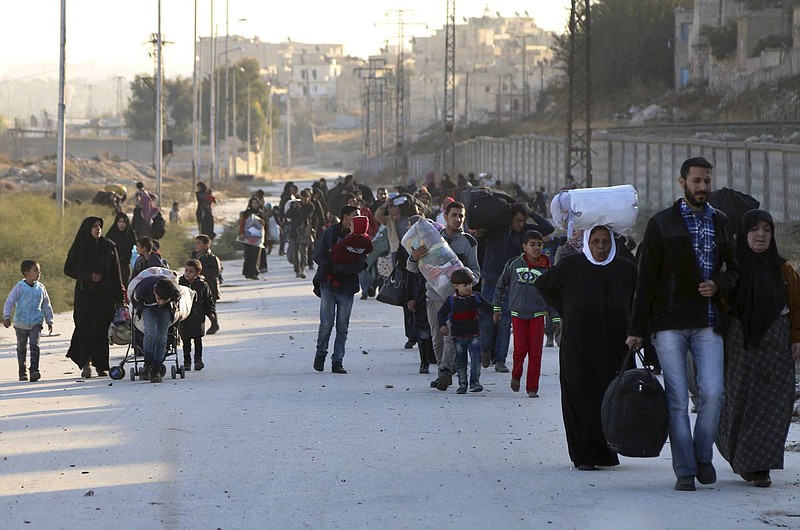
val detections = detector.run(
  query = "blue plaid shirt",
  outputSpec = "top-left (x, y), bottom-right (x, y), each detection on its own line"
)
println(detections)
top-left (679, 199), bottom-right (716, 327)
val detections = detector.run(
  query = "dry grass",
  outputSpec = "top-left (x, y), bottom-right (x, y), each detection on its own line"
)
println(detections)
top-left (0, 193), bottom-right (194, 314)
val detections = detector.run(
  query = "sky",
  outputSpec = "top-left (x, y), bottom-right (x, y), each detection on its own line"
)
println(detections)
top-left (1, 0), bottom-right (573, 81)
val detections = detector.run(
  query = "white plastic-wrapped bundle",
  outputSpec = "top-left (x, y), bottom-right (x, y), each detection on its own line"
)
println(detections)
top-left (550, 184), bottom-right (638, 235)
top-left (401, 220), bottom-right (462, 299)
top-left (129, 267), bottom-right (195, 330)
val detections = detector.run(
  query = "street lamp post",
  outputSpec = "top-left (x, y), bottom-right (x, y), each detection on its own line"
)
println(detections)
top-left (155, 0), bottom-right (163, 203)
top-left (209, 0), bottom-right (216, 186)
top-left (56, 0), bottom-right (66, 217)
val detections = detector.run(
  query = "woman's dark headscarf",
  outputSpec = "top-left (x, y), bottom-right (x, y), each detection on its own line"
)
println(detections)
top-left (64, 216), bottom-right (107, 275)
top-left (734, 209), bottom-right (787, 347)
top-left (106, 212), bottom-right (136, 257)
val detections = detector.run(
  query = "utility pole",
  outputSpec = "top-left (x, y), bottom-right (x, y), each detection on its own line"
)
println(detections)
top-left (56, 0), bottom-right (66, 218)
top-left (355, 58), bottom-right (389, 160)
top-left (520, 35), bottom-right (530, 116)
top-left (192, 0), bottom-right (198, 190)
top-left (224, 0), bottom-right (230, 182)
top-left (463, 71), bottom-right (469, 124)
top-left (155, 0), bottom-right (163, 204)
top-left (209, 0), bottom-right (216, 186)
top-left (443, 0), bottom-right (456, 176)
top-left (566, 0), bottom-right (593, 187)
top-left (379, 10), bottom-right (425, 179)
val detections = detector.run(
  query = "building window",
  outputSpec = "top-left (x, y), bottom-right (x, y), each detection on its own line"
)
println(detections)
top-left (312, 69), bottom-right (317, 80)
top-left (485, 86), bottom-right (491, 93)
top-left (681, 23), bottom-right (691, 42)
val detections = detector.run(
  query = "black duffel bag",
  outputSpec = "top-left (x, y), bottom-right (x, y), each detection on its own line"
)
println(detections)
top-left (601, 347), bottom-right (669, 458)
top-left (463, 187), bottom-right (514, 230)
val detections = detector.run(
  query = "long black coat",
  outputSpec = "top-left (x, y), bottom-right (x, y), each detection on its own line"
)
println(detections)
top-left (178, 276), bottom-right (216, 339)
top-left (536, 253), bottom-right (637, 468)
top-left (64, 216), bottom-right (125, 371)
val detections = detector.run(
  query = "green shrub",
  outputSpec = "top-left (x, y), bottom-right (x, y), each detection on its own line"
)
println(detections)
top-left (212, 220), bottom-right (243, 261)
top-left (0, 194), bottom-right (193, 314)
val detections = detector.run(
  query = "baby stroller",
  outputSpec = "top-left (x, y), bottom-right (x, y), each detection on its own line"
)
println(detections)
top-left (109, 267), bottom-right (194, 381)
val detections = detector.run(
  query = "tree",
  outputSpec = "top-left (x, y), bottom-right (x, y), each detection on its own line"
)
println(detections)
top-left (0, 113), bottom-right (7, 135)
top-left (124, 75), bottom-right (194, 144)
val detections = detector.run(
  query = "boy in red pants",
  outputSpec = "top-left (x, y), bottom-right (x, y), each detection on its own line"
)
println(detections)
top-left (492, 230), bottom-right (559, 397)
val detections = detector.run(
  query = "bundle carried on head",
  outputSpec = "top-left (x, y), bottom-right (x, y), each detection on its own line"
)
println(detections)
top-left (550, 184), bottom-right (639, 237)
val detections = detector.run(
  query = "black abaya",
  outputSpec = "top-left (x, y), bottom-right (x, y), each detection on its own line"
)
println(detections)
top-left (536, 253), bottom-right (638, 467)
top-left (64, 217), bottom-right (125, 371)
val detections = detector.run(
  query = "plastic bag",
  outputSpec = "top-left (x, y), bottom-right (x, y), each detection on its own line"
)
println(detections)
top-left (401, 220), bottom-right (462, 299)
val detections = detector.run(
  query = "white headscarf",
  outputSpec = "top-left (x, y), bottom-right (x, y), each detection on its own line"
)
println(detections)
top-left (582, 225), bottom-right (617, 266)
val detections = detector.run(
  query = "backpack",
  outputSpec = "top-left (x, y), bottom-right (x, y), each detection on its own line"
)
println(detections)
top-left (462, 187), bottom-right (514, 230)
top-left (601, 348), bottom-right (669, 458)
top-left (151, 212), bottom-right (166, 239)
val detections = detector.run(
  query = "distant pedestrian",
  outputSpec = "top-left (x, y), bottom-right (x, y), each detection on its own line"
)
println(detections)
top-left (3, 260), bottom-right (53, 382)
top-left (169, 201), bottom-right (182, 223)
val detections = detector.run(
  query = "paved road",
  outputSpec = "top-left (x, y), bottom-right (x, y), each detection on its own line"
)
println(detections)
top-left (2, 201), bottom-right (800, 529)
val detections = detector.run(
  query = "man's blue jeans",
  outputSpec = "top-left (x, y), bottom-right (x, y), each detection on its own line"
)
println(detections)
top-left (315, 286), bottom-right (355, 365)
top-left (142, 307), bottom-right (172, 367)
top-left (358, 269), bottom-right (373, 296)
top-left (453, 336), bottom-right (481, 385)
top-left (479, 279), bottom-right (511, 362)
top-left (653, 327), bottom-right (724, 478)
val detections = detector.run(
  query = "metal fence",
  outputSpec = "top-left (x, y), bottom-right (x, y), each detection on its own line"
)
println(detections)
top-left (362, 133), bottom-right (800, 223)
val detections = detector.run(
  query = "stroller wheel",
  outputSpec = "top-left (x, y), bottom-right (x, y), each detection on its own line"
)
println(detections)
top-left (130, 368), bottom-right (136, 381)
top-left (160, 364), bottom-right (167, 377)
top-left (109, 366), bottom-right (125, 380)
top-left (170, 365), bottom-right (177, 379)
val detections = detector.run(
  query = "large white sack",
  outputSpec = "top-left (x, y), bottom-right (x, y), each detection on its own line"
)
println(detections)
top-left (550, 185), bottom-right (638, 234)
top-left (401, 220), bottom-right (462, 299)
top-left (129, 267), bottom-right (195, 331)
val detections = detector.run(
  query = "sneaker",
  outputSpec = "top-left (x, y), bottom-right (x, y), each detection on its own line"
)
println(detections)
top-left (96, 369), bottom-right (108, 377)
top-left (360, 293), bottom-right (368, 300)
top-left (30, 370), bottom-right (41, 382)
top-left (436, 369), bottom-right (452, 391)
top-left (577, 464), bottom-right (597, 471)
top-left (207, 322), bottom-right (220, 335)
top-left (510, 378), bottom-right (521, 392)
top-left (456, 385), bottom-right (467, 394)
top-left (194, 361), bottom-right (204, 371)
top-left (480, 351), bottom-right (492, 368)
top-left (494, 361), bottom-right (509, 373)
top-left (140, 365), bottom-right (151, 381)
top-left (332, 363), bottom-right (347, 374)
top-left (696, 462), bottom-right (716, 485)
top-left (527, 391), bottom-right (539, 398)
top-left (419, 364), bottom-right (429, 374)
top-left (313, 356), bottom-right (325, 372)
top-left (184, 358), bottom-right (192, 371)
top-left (19, 372), bottom-right (28, 382)
top-left (430, 379), bottom-right (439, 388)
top-left (81, 366), bottom-right (92, 379)
top-left (469, 382), bottom-right (483, 393)
top-left (674, 476), bottom-right (696, 491)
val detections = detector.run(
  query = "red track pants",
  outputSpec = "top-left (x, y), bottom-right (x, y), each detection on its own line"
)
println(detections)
top-left (511, 316), bottom-right (545, 393)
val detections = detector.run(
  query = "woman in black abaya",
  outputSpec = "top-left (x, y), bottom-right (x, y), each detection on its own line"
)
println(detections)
top-left (64, 216), bottom-right (125, 377)
top-left (105, 211), bottom-right (137, 285)
top-left (537, 225), bottom-right (638, 470)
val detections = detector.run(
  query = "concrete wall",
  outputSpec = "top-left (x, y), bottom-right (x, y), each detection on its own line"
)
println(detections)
top-left (0, 137), bottom-right (154, 163)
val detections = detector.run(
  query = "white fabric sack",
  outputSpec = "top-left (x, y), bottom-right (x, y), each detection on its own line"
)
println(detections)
top-left (267, 216), bottom-right (280, 242)
top-left (401, 220), bottom-right (462, 299)
top-left (568, 185), bottom-right (638, 233)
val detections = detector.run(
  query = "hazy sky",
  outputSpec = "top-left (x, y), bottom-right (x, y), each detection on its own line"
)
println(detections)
top-left (1, 0), bottom-right (573, 80)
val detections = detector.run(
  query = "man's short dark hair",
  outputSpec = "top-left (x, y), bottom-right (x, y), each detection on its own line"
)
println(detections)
top-left (511, 203), bottom-right (530, 218)
top-left (680, 157), bottom-right (713, 179)
top-left (137, 236), bottom-right (153, 252)
top-left (523, 230), bottom-right (543, 244)
top-left (195, 234), bottom-right (211, 245)
top-left (154, 278), bottom-right (180, 302)
top-left (340, 205), bottom-right (359, 218)
top-left (450, 267), bottom-right (474, 285)
top-left (445, 201), bottom-right (464, 216)
top-left (20, 260), bottom-right (38, 274)
top-left (185, 259), bottom-right (202, 272)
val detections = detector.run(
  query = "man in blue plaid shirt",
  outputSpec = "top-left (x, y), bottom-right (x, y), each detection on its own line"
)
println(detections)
top-left (627, 157), bottom-right (738, 492)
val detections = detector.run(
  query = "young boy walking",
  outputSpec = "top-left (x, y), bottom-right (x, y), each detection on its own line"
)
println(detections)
top-left (492, 230), bottom-right (559, 398)
top-left (437, 267), bottom-right (494, 394)
top-left (179, 259), bottom-right (217, 371)
top-left (193, 235), bottom-right (222, 335)
top-left (3, 260), bottom-right (54, 382)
